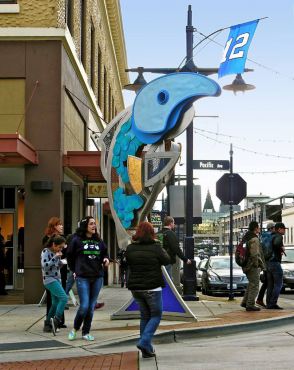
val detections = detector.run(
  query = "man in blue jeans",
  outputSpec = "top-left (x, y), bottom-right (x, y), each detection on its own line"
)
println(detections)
top-left (266, 222), bottom-right (287, 309)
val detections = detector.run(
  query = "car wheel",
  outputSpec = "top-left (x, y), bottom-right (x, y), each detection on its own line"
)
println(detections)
top-left (201, 286), bottom-right (206, 295)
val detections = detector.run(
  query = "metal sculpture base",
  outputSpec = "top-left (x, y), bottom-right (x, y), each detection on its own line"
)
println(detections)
top-left (111, 267), bottom-right (197, 321)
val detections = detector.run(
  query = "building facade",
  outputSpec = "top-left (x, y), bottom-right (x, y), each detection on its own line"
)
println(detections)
top-left (0, 0), bottom-right (129, 302)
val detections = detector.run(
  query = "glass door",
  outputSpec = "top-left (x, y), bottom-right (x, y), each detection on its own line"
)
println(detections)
top-left (0, 212), bottom-right (14, 289)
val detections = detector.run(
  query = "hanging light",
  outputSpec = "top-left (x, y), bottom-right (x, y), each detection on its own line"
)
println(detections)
top-left (124, 67), bottom-right (147, 92)
top-left (223, 73), bottom-right (255, 94)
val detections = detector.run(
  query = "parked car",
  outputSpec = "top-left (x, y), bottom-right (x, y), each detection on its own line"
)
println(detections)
top-left (281, 246), bottom-right (294, 292)
top-left (196, 258), bottom-right (208, 290)
top-left (201, 256), bottom-right (248, 296)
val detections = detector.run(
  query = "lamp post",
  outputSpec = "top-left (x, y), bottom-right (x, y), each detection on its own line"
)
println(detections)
top-left (124, 5), bottom-right (254, 300)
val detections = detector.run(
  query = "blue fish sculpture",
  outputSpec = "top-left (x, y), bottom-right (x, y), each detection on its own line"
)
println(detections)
top-left (93, 72), bottom-right (220, 248)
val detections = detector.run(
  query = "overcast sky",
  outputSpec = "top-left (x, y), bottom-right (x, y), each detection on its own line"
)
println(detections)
top-left (120, 0), bottom-right (294, 210)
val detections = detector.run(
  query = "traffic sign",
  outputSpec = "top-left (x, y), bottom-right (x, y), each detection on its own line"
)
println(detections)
top-left (193, 160), bottom-right (230, 170)
top-left (216, 173), bottom-right (247, 205)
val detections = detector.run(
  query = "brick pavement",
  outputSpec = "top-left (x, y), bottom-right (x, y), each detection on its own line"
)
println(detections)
top-left (0, 352), bottom-right (138, 370)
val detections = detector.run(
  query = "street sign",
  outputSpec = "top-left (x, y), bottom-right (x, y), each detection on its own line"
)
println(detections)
top-left (193, 160), bottom-right (230, 170)
top-left (216, 173), bottom-right (247, 205)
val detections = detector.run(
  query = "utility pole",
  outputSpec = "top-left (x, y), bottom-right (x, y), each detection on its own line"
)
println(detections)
top-left (228, 143), bottom-right (234, 300)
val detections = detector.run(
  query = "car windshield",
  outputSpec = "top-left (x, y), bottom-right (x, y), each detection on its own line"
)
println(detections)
top-left (282, 249), bottom-right (294, 263)
top-left (209, 258), bottom-right (240, 270)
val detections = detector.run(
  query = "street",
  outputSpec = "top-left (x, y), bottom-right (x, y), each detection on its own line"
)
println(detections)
top-left (280, 290), bottom-right (294, 301)
top-left (147, 322), bottom-right (294, 369)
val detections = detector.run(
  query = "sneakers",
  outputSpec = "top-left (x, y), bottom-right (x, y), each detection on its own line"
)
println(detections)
top-left (246, 306), bottom-right (261, 311)
top-left (136, 345), bottom-right (156, 358)
top-left (68, 329), bottom-right (77, 341)
top-left (95, 302), bottom-right (105, 310)
top-left (50, 317), bottom-right (60, 336)
top-left (256, 300), bottom-right (266, 308)
top-left (82, 334), bottom-right (95, 341)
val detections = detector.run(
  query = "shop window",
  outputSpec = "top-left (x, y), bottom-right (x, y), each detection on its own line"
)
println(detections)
top-left (0, 0), bottom-right (19, 13)
top-left (90, 21), bottom-right (95, 89)
top-left (97, 45), bottom-right (102, 108)
top-left (0, 187), bottom-right (15, 209)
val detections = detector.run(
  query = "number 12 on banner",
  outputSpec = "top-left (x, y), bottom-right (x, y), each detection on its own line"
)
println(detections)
top-left (218, 19), bottom-right (259, 78)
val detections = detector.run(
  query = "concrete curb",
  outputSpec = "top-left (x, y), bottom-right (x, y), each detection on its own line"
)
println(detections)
top-left (92, 314), bottom-right (294, 349)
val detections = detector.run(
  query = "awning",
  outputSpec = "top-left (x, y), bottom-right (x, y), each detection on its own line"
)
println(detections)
top-left (0, 134), bottom-right (38, 165)
top-left (63, 151), bottom-right (117, 182)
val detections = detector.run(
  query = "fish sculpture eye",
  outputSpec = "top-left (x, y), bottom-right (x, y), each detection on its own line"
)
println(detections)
top-left (157, 89), bottom-right (169, 105)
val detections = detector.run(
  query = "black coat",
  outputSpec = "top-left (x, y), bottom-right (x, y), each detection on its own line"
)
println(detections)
top-left (126, 240), bottom-right (170, 290)
top-left (158, 227), bottom-right (187, 264)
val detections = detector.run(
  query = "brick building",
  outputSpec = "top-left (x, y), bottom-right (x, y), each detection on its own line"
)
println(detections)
top-left (0, 0), bottom-right (129, 302)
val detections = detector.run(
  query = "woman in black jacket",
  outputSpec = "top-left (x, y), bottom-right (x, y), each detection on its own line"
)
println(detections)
top-left (126, 221), bottom-right (170, 358)
top-left (66, 216), bottom-right (109, 341)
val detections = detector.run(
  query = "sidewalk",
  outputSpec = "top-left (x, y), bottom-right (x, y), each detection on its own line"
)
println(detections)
top-left (0, 286), bottom-right (294, 369)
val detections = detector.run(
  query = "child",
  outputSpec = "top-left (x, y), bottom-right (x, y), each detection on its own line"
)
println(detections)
top-left (41, 235), bottom-right (68, 335)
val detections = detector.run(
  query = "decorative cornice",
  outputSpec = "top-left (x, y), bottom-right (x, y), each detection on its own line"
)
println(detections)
top-left (104, 0), bottom-right (129, 87)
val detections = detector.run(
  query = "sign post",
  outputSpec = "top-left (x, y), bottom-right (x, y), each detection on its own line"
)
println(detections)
top-left (216, 144), bottom-right (247, 300)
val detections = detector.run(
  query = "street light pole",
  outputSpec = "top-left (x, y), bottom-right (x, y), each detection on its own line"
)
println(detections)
top-left (182, 5), bottom-right (197, 301)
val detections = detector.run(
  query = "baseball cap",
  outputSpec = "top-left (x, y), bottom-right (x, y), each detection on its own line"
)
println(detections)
top-left (275, 222), bottom-right (287, 229)
top-left (266, 222), bottom-right (275, 230)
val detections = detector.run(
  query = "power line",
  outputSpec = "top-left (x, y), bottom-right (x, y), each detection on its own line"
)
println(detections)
top-left (195, 127), bottom-right (294, 144)
top-left (194, 129), bottom-right (294, 160)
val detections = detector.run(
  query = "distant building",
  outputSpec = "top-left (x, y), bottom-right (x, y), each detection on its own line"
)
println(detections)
top-left (244, 194), bottom-right (271, 209)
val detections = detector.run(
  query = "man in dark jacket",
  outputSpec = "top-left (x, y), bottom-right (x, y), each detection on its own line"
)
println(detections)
top-left (241, 221), bottom-right (265, 311)
top-left (158, 216), bottom-right (191, 278)
top-left (266, 222), bottom-right (286, 309)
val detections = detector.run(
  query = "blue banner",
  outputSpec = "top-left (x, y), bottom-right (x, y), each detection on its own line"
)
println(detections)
top-left (218, 19), bottom-right (259, 78)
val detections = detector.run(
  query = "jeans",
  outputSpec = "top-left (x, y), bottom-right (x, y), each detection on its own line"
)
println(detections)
top-left (266, 261), bottom-right (283, 307)
top-left (132, 290), bottom-right (162, 352)
top-left (74, 276), bottom-right (103, 335)
top-left (65, 270), bottom-right (75, 295)
top-left (257, 270), bottom-right (267, 301)
top-left (45, 280), bottom-right (67, 322)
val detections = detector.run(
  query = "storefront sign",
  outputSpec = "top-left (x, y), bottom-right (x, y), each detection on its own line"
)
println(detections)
top-left (88, 183), bottom-right (118, 198)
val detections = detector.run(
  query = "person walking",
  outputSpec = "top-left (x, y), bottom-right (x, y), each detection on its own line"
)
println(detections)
top-left (266, 222), bottom-right (287, 309)
top-left (117, 248), bottom-right (128, 288)
top-left (158, 216), bottom-right (191, 278)
top-left (42, 217), bottom-right (68, 331)
top-left (126, 221), bottom-right (170, 358)
top-left (256, 222), bottom-right (275, 307)
top-left (66, 216), bottom-right (109, 341)
top-left (241, 221), bottom-right (265, 311)
top-left (41, 235), bottom-right (68, 335)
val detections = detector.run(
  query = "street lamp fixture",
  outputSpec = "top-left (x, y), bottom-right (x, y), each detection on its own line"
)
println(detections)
top-left (124, 67), bottom-right (147, 92)
top-left (223, 73), bottom-right (255, 94)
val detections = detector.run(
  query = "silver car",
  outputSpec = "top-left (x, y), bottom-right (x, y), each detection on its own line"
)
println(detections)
top-left (196, 258), bottom-right (208, 290)
top-left (201, 256), bottom-right (248, 296)
top-left (281, 246), bottom-right (294, 292)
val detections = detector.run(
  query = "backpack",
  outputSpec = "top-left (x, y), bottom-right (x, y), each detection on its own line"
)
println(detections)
top-left (235, 240), bottom-right (249, 267)
top-left (157, 230), bottom-right (169, 253)
top-left (261, 231), bottom-right (274, 261)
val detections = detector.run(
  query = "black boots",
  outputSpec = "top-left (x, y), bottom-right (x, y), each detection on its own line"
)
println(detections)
top-left (50, 316), bottom-right (61, 336)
